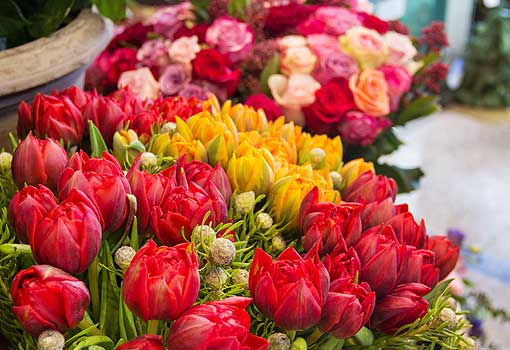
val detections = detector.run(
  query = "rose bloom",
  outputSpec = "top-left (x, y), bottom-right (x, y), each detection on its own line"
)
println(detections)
top-left (313, 50), bottom-right (359, 85)
top-left (118, 67), bottom-right (160, 100)
top-left (307, 34), bottom-right (342, 58)
top-left (378, 65), bottom-right (412, 112)
top-left (206, 16), bottom-right (255, 64)
top-left (278, 35), bottom-right (308, 50)
top-left (383, 31), bottom-right (418, 66)
top-left (280, 46), bottom-right (317, 76)
top-left (168, 35), bottom-right (201, 64)
top-left (136, 39), bottom-right (170, 69)
top-left (340, 27), bottom-right (387, 70)
top-left (337, 111), bottom-right (391, 146)
top-left (146, 2), bottom-right (193, 38)
top-left (179, 83), bottom-right (211, 101)
top-left (349, 69), bottom-right (390, 117)
top-left (315, 7), bottom-right (361, 36)
top-left (159, 64), bottom-right (190, 96)
top-left (268, 74), bottom-right (321, 125)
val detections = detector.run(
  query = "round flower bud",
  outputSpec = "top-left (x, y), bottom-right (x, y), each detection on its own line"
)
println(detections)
top-left (234, 191), bottom-right (256, 215)
top-left (37, 330), bottom-right (65, 350)
top-left (268, 333), bottom-right (291, 350)
top-left (115, 246), bottom-right (137, 271)
top-left (0, 152), bottom-right (13, 173)
top-left (161, 122), bottom-right (177, 134)
top-left (256, 212), bottom-right (273, 229)
top-left (271, 235), bottom-right (287, 252)
top-left (329, 171), bottom-right (343, 190)
top-left (438, 307), bottom-right (457, 329)
top-left (209, 238), bottom-right (236, 266)
top-left (232, 269), bottom-right (249, 289)
top-left (192, 225), bottom-right (217, 246)
top-left (290, 337), bottom-right (307, 350)
top-left (309, 147), bottom-right (326, 167)
top-left (204, 267), bottom-right (228, 290)
top-left (461, 337), bottom-right (476, 350)
top-left (140, 152), bottom-right (158, 168)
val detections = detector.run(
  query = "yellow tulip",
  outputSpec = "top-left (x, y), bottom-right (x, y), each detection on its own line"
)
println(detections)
top-left (228, 103), bottom-right (268, 132)
top-left (275, 163), bottom-right (332, 192)
top-left (298, 134), bottom-right (343, 171)
top-left (340, 158), bottom-right (375, 189)
top-left (161, 133), bottom-right (208, 162)
top-left (113, 129), bottom-right (145, 166)
top-left (238, 131), bottom-right (263, 147)
top-left (267, 117), bottom-right (306, 149)
top-left (257, 136), bottom-right (297, 165)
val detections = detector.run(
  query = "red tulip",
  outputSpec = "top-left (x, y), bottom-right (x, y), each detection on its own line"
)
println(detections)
top-left (151, 95), bottom-right (202, 123)
top-left (370, 283), bottom-right (430, 334)
top-left (426, 236), bottom-right (460, 280)
top-left (249, 247), bottom-right (330, 330)
top-left (11, 132), bottom-right (69, 191)
top-left (319, 280), bottom-right (375, 339)
top-left (11, 265), bottom-right (90, 336)
top-left (57, 86), bottom-right (91, 110)
top-left (111, 86), bottom-right (146, 116)
top-left (386, 212), bottom-right (427, 249)
top-left (323, 247), bottom-right (361, 284)
top-left (127, 155), bottom-right (176, 233)
top-left (18, 93), bottom-right (84, 146)
top-left (31, 189), bottom-right (103, 274)
top-left (8, 185), bottom-right (57, 243)
top-left (398, 248), bottom-right (439, 288)
top-left (167, 297), bottom-right (269, 350)
top-left (343, 171), bottom-right (397, 204)
top-left (83, 95), bottom-right (129, 145)
top-left (66, 150), bottom-right (125, 177)
top-left (130, 111), bottom-right (160, 140)
top-left (300, 187), bottom-right (362, 252)
top-left (361, 197), bottom-right (396, 229)
top-left (116, 335), bottom-right (164, 350)
top-left (123, 240), bottom-right (200, 321)
top-left (354, 226), bottom-right (407, 297)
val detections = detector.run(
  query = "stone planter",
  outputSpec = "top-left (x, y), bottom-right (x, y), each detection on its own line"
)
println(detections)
top-left (0, 10), bottom-right (114, 149)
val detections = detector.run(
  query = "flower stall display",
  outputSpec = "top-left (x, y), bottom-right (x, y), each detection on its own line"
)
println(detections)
top-left (85, 0), bottom-right (449, 192)
top-left (0, 86), bottom-right (476, 350)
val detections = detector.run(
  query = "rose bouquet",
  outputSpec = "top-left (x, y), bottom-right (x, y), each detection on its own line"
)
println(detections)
top-left (0, 86), bottom-right (476, 350)
top-left (85, 0), bottom-right (449, 192)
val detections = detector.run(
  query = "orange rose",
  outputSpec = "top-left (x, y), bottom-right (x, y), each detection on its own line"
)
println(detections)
top-left (349, 69), bottom-right (390, 117)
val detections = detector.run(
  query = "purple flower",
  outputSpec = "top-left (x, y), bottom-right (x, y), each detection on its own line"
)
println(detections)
top-left (159, 64), bottom-right (190, 96)
top-left (313, 51), bottom-right (359, 85)
top-left (446, 228), bottom-right (465, 247)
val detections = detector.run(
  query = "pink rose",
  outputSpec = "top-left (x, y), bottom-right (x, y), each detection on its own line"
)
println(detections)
top-left (313, 50), bottom-right (359, 85)
top-left (307, 34), bottom-right (342, 58)
top-left (179, 83), bottom-right (211, 101)
top-left (280, 46), bottom-right (318, 75)
top-left (159, 64), bottom-right (191, 96)
top-left (205, 16), bottom-right (254, 64)
top-left (383, 31), bottom-right (417, 66)
top-left (168, 36), bottom-right (201, 64)
top-left (337, 111), bottom-right (391, 146)
top-left (315, 7), bottom-right (361, 36)
top-left (146, 3), bottom-right (194, 38)
top-left (378, 65), bottom-right (412, 112)
top-left (268, 74), bottom-right (321, 125)
top-left (136, 39), bottom-right (170, 69)
top-left (118, 67), bottom-right (160, 100)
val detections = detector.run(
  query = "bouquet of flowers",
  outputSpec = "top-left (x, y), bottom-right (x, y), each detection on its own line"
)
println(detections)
top-left (0, 86), bottom-right (475, 350)
top-left (85, 0), bottom-right (449, 192)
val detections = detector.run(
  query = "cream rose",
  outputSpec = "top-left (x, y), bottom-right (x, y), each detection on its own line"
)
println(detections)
top-left (168, 35), bottom-right (201, 64)
top-left (278, 35), bottom-right (308, 50)
top-left (340, 27), bottom-right (387, 70)
top-left (383, 31), bottom-right (418, 66)
top-left (118, 67), bottom-right (160, 100)
top-left (268, 74), bottom-right (321, 125)
top-left (280, 46), bottom-right (317, 76)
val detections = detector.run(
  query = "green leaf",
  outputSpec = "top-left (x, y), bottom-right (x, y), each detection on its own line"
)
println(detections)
top-left (91, 0), bottom-right (126, 22)
top-left (415, 51), bottom-right (440, 73)
top-left (395, 96), bottom-right (440, 125)
top-left (344, 128), bottom-right (403, 162)
top-left (228, 0), bottom-right (250, 19)
top-left (71, 336), bottom-right (114, 350)
top-left (89, 121), bottom-right (109, 158)
top-left (374, 163), bottom-right (424, 194)
top-left (424, 279), bottom-right (453, 303)
top-left (259, 54), bottom-right (280, 96)
top-left (27, 0), bottom-right (75, 38)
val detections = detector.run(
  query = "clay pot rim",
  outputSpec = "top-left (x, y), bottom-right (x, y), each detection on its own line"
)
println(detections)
top-left (0, 9), bottom-right (114, 96)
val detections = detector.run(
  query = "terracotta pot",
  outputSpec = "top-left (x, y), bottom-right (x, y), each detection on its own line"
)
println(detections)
top-left (0, 10), bottom-right (114, 149)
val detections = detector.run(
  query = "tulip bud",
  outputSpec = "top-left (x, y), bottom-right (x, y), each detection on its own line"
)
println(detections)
top-left (234, 191), bottom-right (256, 215)
top-left (268, 333), bottom-right (291, 350)
top-left (161, 122), bottom-right (177, 134)
top-left (232, 269), bottom-right (249, 289)
top-left (37, 330), bottom-right (65, 350)
top-left (209, 238), bottom-right (236, 266)
top-left (427, 236), bottom-right (460, 280)
top-left (205, 267), bottom-right (228, 290)
top-left (256, 212), bottom-right (273, 229)
top-left (0, 151), bottom-right (12, 173)
top-left (271, 235), bottom-right (287, 252)
top-left (113, 129), bottom-right (145, 165)
top-left (140, 152), bottom-right (158, 168)
top-left (115, 246), bottom-right (137, 271)
top-left (329, 171), bottom-right (343, 190)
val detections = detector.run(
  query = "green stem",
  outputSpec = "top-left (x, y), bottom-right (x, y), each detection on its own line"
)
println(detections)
top-left (146, 320), bottom-right (160, 335)
top-left (306, 328), bottom-right (323, 344)
top-left (0, 244), bottom-right (32, 256)
top-left (88, 256), bottom-right (100, 320)
top-left (77, 312), bottom-right (103, 336)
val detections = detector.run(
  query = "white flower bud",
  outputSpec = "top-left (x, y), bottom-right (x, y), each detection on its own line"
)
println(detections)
top-left (0, 152), bottom-right (12, 173)
top-left (161, 122), bottom-right (177, 134)
top-left (329, 171), bottom-right (343, 190)
top-left (235, 191), bottom-right (256, 215)
top-left (438, 307), bottom-right (457, 329)
top-left (192, 225), bottom-right (217, 246)
top-left (460, 336), bottom-right (476, 350)
top-left (209, 238), bottom-right (236, 266)
top-left (37, 330), bottom-right (65, 350)
top-left (205, 267), bottom-right (228, 290)
top-left (140, 152), bottom-right (158, 168)
top-left (268, 333), bottom-right (291, 350)
top-left (256, 212), bottom-right (273, 229)
top-left (115, 246), bottom-right (137, 271)
top-left (309, 147), bottom-right (326, 167)
top-left (271, 235), bottom-right (287, 252)
top-left (232, 269), bottom-right (249, 289)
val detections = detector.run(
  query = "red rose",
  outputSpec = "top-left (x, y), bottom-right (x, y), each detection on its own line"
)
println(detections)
top-left (107, 23), bottom-right (154, 50)
top-left (192, 49), bottom-right (241, 96)
top-left (85, 48), bottom-right (137, 94)
top-left (174, 23), bottom-right (209, 43)
top-left (245, 93), bottom-right (283, 121)
top-left (303, 78), bottom-right (356, 135)
top-left (297, 18), bottom-right (327, 36)
top-left (337, 111), bottom-right (391, 146)
top-left (358, 12), bottom-right (389, 34)
top-left (265, 4), bottom-right (318, 35)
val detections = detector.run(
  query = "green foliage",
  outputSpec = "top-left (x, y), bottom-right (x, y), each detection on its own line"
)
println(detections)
top-left (91, 0), bottom-right (126, 22)
top-left (89, 121), bottom-right (109, 158)
top-left (260, 54), bottom-right (281, 96)
top-left (374, 163), bottom-right (424, 194)
top-left (393, 96), bottom-right (441, 126)
top-left (228, 0), bottom-right (251, 19)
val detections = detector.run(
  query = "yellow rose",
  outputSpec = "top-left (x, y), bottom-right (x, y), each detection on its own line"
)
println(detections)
top-left (340, 27), bottom-right (387, 70)
top-left (280, 46), bottom-right (318, 76)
